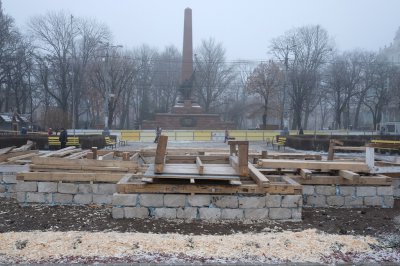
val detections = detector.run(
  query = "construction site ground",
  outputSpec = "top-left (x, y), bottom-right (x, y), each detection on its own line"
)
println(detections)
top-left (0, 141), bottom-right (400, 264)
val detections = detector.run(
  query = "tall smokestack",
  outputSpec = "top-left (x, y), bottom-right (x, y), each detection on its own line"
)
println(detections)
top-left (181, 8), bottom-right (193, 84)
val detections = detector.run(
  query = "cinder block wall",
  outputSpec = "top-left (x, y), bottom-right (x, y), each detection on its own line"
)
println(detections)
top-left (393, 178), bottom-right (400, 198)
top-left (303, 185), bottom-right (394, 208)
top-left (0, 172), bottom-right (117, 205)
top-left (111, 194), bottom-right (302, 221)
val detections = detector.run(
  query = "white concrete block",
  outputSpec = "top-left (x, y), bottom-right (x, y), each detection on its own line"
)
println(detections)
top-left (357, 187), bottom-right (377, 197)
top-left (244, 209), bottom-right (269, 220)
top-left (221, 209), bottom-right (243, 220)
top-left (74, 194), bottom-right (93, 204)
top-left (164, 194), bottom-right (186, 207)
top-left (38, 182), bottom-right (57, 193)
top-left (177, 207), bottom-right (198, 219)
top-left (112, 194), bottom-right (138, 206)
top-left (16, 181), bottom-right (37, 192)
top-left (212, 195), bottom-right (238, 208)
top-left (199, 208), bottom-right (221, 220)
top-left (269, 208), bottom-right (292, 220)
top-left (265, 195), bottom-right (282, 207)
top-left (140, 194), bottom-right (163, 207)
top-left (238, 196), bottom-right (265, 208)
top-left (58, 183), bottom-right (78, 194)
top-left (154, 208), bottom-right (177, 219)
top-left (281, 195), bottom-right (302, 208)
top-left (124, 207), bottom-right (149, 218)
top-left (188, 195), bottom-right (211, 207)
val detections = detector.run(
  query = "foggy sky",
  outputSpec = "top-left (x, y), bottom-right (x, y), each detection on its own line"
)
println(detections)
top-left (3, 0), bottom-right (400, 61)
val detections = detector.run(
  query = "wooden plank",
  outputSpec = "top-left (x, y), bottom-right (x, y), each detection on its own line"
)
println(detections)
top-left (196, 156), bottom-right (204, 175)
top-left (0, 146), bottom-right (16, 155)
top-left (12, 140), bottom-right (34, 152)
top-left (162, 164), bottom-right (237, 176)
top-left (40, 146), bottom-right (76, 158)
top-left (129, 152), bottom-right (139, 161)
top-left (229, 155), bottom-right (239, 174)
top-left (265, 153), bottom-right (322, 160)
top-left (248, 163), bottom-right (270, 187)
top-left (166, 155), bottom-right (229, 164)
top-left (190, 178), bottom-right (195, 184)
top-left (291, 175), bottom-right (391, 186)
top-left (257, 159), bottom-right (370, 172)
top-left (65, 150), bottom-right (90, 159)
top-left (338, 170), bottom-right (360, 182)
top-left (154, 135), bottom-right (168, 173)
top-left (229, 180), bottom-right (242, 186)
top-left (17, 171), bottom-right (125, 182)
top-left (29, 164), bottom-right (130, 172)
top-left (101, 152), bottom-right (115, 160)
top-left (7, 151), bottom-right (40, 162)
top-left (238, 142), bottom-right (249, 177)
top-left (122, 152), bottom-right (130, 161)
top-left (300, 169), bottom-right (312, 180)
top-left (333, 146), bottom-right (366, 151)
top-left (91, 147), bottom-right (98, 160)
top-left (117, 182), bottom-right (265, 194)
top-left (0, 151), bottom-right (34, 162)
top-left (31, 156), bottom-right (138, 169)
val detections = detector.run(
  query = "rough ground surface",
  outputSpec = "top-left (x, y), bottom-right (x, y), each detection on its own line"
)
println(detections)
top-left (0, 197), bottom-right (399, 264)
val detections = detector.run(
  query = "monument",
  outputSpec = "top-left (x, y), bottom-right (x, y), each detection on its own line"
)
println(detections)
top-left (141, 8), bottom-right (234, 130)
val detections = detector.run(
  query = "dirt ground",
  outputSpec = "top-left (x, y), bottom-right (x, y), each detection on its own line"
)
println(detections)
top-left (0, 197), bottom-right (399, 264)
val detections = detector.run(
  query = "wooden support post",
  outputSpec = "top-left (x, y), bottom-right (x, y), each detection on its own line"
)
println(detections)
top-left (365, 147), bottom-right (375, 169)
top-left (229, 143), bottom-right (237, 156)
top-left (86, 152), bottom-right (93, 159)
top-left (91, 147), bottom-right (98, 160)
top-left (300, 169), bottom-right (312, 180)
top-left (339, 170), bottom-right (360, 182)
top-left (122, 152), bottom-right (130, 161)
top-left (238, 141), bottom-right (249, 177)
top-left (196, 156), bottom-right (204, 175)
top-left (327, 140), bottom-right (335, 161)
top-left (261, 151), bottom-right (268, 159)
top-left (154, 135), bottom-right (168, 173)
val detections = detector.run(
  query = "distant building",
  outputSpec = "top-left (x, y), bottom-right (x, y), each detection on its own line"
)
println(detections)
top-left (381, 27), bottom-right (400, 63)
top-left (0, 113), bottom-right (32, 131)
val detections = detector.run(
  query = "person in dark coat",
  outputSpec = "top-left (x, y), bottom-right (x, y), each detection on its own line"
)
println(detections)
top-left (59, 128), bottom-right (68, 149)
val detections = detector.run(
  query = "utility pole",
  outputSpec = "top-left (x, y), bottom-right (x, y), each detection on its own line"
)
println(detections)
top-left (282, 45), bottom-right (290, 130)
top-left (70, 14), bottom-right (76, 136)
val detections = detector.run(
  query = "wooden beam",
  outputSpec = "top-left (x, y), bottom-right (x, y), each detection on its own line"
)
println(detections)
top-left (17, 171), bottom-right (124, 182)
top-left (0, 146), bottom-right (16, 155)
top-left (196, 156), bottom-right (204, 175)
top-left (338, 170), bottom-right (360, 182)
top-left (291, 175), bottom-right (391, 186)
top-left (31, 156), bottom-right (138, 169)
top-left (7, 151), bottom-right (40, 162)
top-left (122, 152), bottom-right (130, 161)
top-left (248, 163), bottom-right (270, 187)
top-left (165, 155), bottom-right (229, 164)
top-left (0, 151), bottom-right (34, 162)
top-left (65, 150), bottom-right (90, 159)
top-left (91, 147), bottom-right (98, 160)
top-left (238, 142), bottom-right (249, 177)
top-left (129, 152), bottom-right (140, 161)
top-left (40, 146), bottom-right (76, 158)
top-left (257, 159), bottom-right (370, 172)
top-left (261, 151), bottom-right (268, 159)
top-left (154, 135), bottom-right (168, 173)
top-left (300, 169), bottom-right (312, 180)
top-left (333, 146), bottom-right (366, 151)
top-left (29, 164), bottom-right (130, 172)
top-left (101, 152), bottom-right (114, 160)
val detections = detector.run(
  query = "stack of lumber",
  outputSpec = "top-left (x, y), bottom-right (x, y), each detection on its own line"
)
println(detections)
top-left (256, 158), bottom-right (392, 186)
top-left (17, 149), bottom-right (141, 183)
top-left (117, 137), bottom-right (302, 195)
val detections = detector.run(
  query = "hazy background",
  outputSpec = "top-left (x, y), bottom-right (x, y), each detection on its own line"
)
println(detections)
top-left (3, 0), bottom-right (400, 60)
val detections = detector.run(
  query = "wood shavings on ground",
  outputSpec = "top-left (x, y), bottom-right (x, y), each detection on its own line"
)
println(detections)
top-left (1, 229), bottom-right (398, 264)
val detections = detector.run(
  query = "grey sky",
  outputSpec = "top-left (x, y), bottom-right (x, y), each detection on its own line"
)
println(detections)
top-left (3, 0), bottom-right (400, 61)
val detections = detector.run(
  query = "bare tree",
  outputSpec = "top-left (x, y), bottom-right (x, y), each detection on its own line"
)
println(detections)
top-left (152, 45), bottom-right (181, 113)
top-left (271, 25), bottom-right (333, 129)
top-left (246, 60), bottom-right (284, 129)
top-left (194, 38), bottom-right (236, 112)
top-left (363, 58), bottom-right (395, 128)
top-left (325, 51), bottom-right (363, 129)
